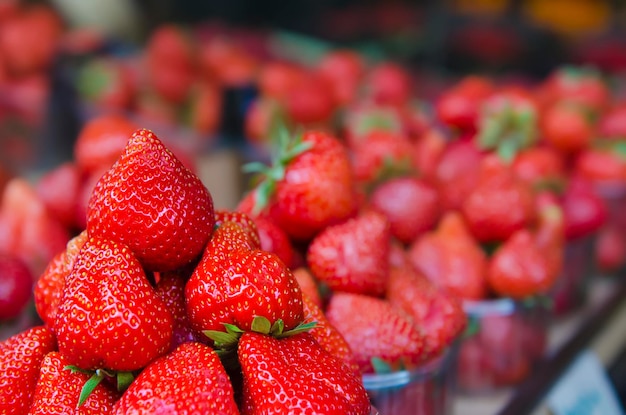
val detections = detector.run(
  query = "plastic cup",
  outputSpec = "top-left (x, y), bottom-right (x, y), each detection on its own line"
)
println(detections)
top-left (456, 297), bottom-right (550, 394)
top-left (363, 346), bottom-right (457, 415)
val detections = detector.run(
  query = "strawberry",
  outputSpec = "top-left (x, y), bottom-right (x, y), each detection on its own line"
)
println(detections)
top-left (342, 102), bottom-right (404, 148)
top-left (369, 176), bottom-right (440, 245)
top-left (325, 292), bottom-right (426, 373)
top-left (28, 352), bottom-right (120, 413)
top-left (0, 253), bottom-right (33, 321)
top-left (386, 265), bottom-right (467, 357)
top-left (54, 236), bottom-right (173, 372)
top-left (302, 293), bottom-right (360, 376)
top-left (186, 222), bottom-right (304, 335)
top-left (512, 146), bottom-right (566, 189)
top-left (307, 210), bottom-right (391, 297)
top-left (596, 223), bottom-right (626, 273)
top-left (461, 155), bottom-right (536, 243)
top-left (34, 230), bottom-right (88, 329)
top-left (215, 209), bottom-right (261, 249)
top-left (0, 326), bottom-right (57, 414)
top-left (365, 61), bottom-right (412, 107)
top-left (257, 60), bottom-right (306, 101)
top-left (253, 216), bottom-right (296, 269)
top-left (541, 101), bottom-right (594, 154)
top-left (316, 49), bottom-right (364, 106)
top-left (238, 331), bottom-right (371, 414)
top-left (186, 79), bottom-right (222, 137)
top-left (76, 57), bottom-right (136, 112)
top-left (293, 266), bottom-right (322, 308)
top-left (285, 73), bottom-right (336, 126)
top-left (155, 271), bottom-right (205, 351)
top-left (35, 161), bottom-right (82, 230)
top-left (412, 127), bottom-right (447, 181)
top-left (435, 75), bottom-right (494, 134)
top-left (561, 176), bottom-right (608, 240)
top-left (434, 139), bottom-right (483, 211)
top-left (246, 129), bottom-right (356, 241)
top-left (113, 342), bottom-right (240, 414)
top-left (408, 211), bottom-right (488, 300)
top-left (73, 113), bottom-right (138, 175)
top-left (87, 128), bottom-right (215, 271)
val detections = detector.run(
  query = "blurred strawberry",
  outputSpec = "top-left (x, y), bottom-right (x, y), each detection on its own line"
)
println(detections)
top-left (598, 103), bottom-right (626, 139)
top-left (541, 102), bottom-right (594, 154)
top-left (0, 253), bottom-right (33, 321)
top-left (595, 223), bottom-right (626, 273)
top-left (365, 62), bottom-right (413, 107)
top-left (199, 36), bottom-right (258, 87)
top-left (561, 177), bottom-right (608, 240)
top-left (257, 60), bottom-right (306, 101)
top-left (292, 267), bottom-right (322, 308)
top-left (434, 139), bottom-right (483, 211)
top-left (512, 146), bottom-right (566, 189)
top-left (537, 66), bottom-right (609, 116)
top-left (408, 211), bottom-right (488, 300)
top-left (435, 75), bottom-right (494, 134)
top-left (412, 127), bottom-right (447, 181)
top-left (285, 73), bottom-right (335, 126)
top-left (35, 162), bottom-right (82, 230)
top-left (77, 57), bottom-right (136, 112)
top-left (253, 216), bottom-right (296, 269)
top-left (342, 102), bottom-right (405, 148)
top-left (186, 80), bottom-right (222, 138)
top-left (316, 49), bottom-right (364, 106)
top-left (575, 143), bottom-right (626, 186)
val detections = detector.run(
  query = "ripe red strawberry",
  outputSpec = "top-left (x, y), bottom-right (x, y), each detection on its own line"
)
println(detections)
top-left (238, 331), bottom-right (371, 414)
top-left (87, 128), bottom-right (215, 271)
top-left (186, 223), bottom-right (304, 335)
top-left (247, 129), bottom-right (356, 241)
top-left (293, 267), bottom-right (322, 308)
top-left (369, 176), bottom-right (440, 245)
top-left (316, 49), bottom-right (364, 106)
top-left (461, 155), bottom-right (536, 243)
top-left (215, 209), bottom-right (261, 249)
top-left (561, 176), bottom-right (608, 240)
top-left (435, 75), bottom-right (494, 133)
top-left (512, 146), bottom-right (565, 189)
top-left (113, 342), bottom-right (240, 414)
top-left (302, 293), bottom-right (360, 376)
top-left (253, 216), bottom-right (296, 269)
top-left (28, 352), bottom-right (120, 414)
top-left (307, 210), bottom-right (391, 297)
top-left (0, 326), bottom-right (57, 414)
top-left (0, 253), bottom-right (33, 321)
top-left (596, 224), bottom-right (626, 273)
top-left (285, 73), bottom-right (336, 125)
top-left (387, 265), bottom-right (467, 357)
top-left (73, 113), bottom-right (138, 175)
top-left (408, 211), bottom-right (488, 300)
top-left (325, 292), bottom-right (426, 373)
top-left (34, 230), bottom-right (88, 328)
top-left (434, 139), bottom-right (483, 211)
top-left (186, 80), bottom-right (222, 137)
top-left (365, 61), bottom-right (412, 107)
top-left (54, 236), bottom-right (173, 372)
top-left (541, 102), bottom-right (594, 154)
top-left (76, 57), bottom-right (136, 112)
top-left (35, 161), bottom-right (82, 230)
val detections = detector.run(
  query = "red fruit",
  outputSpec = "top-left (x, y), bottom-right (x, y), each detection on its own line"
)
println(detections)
top-left (186, 223), bottom-right (304, 335)
top-left (461, 155), bottom-right (536, 243)
top-left (307, 211), bottom-right (391, 297)
top-left (73, 114), bottom-right (137, 175)
top-left (250, 130), bottom-right (356, 241)
top-left (561, 177), bottom-right (608, 240)
top-left (342, 102), bottom-right (404, 148)
top-left (253, 216), bottom-right (296, 269)
top-left (595, 224), bottom-right (626, 273)
top-left (369, 176), bottom-right (440, 245)
top-left (75, 167), bottom-right (108, 230)
top-left (539, 66), bottom-right (609, 115)
top-left (28, 352), bottom-right (120, 414)
top-left (512, 146), bottom-right (566, 188)
top-left (325, 292), bottom-right (426, 373)
top-left (575, 146), bottom-right (626, 185)
top-left (0, 326), bottom-right (57, 414)
top-left (76, 57), bottom-right (136, 111)
top-left (54, 236), bottom-right (173, 372)
top-left (434, 139), bottom-right (483, 211)
top-left (0, 253), bottom-right (33, 321)
top-left (365, 62), bottom-right (412, 107)
top-left (285, 74), bottom-right (335, 125)
top-left (387, 265), bottom-right (467, 357)
top-left (243, 97), bottom-right (281, 148)
top-left (0, 178), bottom-right (70, 275)
top-left (435, 75), bottom-right (494, 133)
top-left (33, 251), bottom-right (66, 328)
top-left (35, 162), bottom-right (82, 229)
top-left (238, 331), bottom-right (371, 414)
top-left (187, 80), bottom-right (222, 137)
top-left (257, 60), bottom-right (305, 101)
top-left (215, 210), bottom-right (261, 249)
top-left (87, 128), bottom-right (215, 271)
top-left (302, 293), bottom-right (360, 376)
top-left (155, 272), bottom-right (204, 351)
top-left (113, 342), bottom-right (240, 414)
top-left (541, 102), bottom-right (594, 154)
top-left (598, 104), bottom-right (626, 139)
top-left (350, 130), bottom-right (415, 185)
top-left (317, 49), bottom-right (364, 106)
top-left (412, 127), bottom-right (447, 181)
top-left (408, 212), bottom-right (488, 300)
top-left (293, 267), bottom-right (322, 308)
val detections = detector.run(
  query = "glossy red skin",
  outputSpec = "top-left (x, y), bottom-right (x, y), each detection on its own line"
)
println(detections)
top-left (29, 352), bottom-right (120, 414)
top-left (293, 267), bottom-right (322, 308)
top-left (369, 176), bottom-right (440, 245)
top-left (238, 331), bottom-right (371, 414)
top-left (74, 114), bottom-right (138, 174)
top-left (461, 156), bottom-right (536, 243)
top-left (55, 237), bottom-right (173, 372)
top-left (317, 49), bottom-right (364, 106)
top-left (561, 177), bottom-right (608, 240)
top-left (434, 139), bottom-right (483, 211)
top-left (302, 293), bottom-right (360, 377)
top-left (0, 326), bottom-right (57, 414)
top-left (0, 254), bottom-right (33, 320)
top-left (113, 342), bottom-right (240, 414)
top-left (253, 216), bottom-right (296, 269)
top-left (307, 211), bottom-right (391, 297)
top-left (35, 162), bottom-right (82, 229)
top-left (387, 265), bottom-right (466, 357)
top-left (408, 212), bottom-right (488, 301)
top-left (185, 224), bottom-right (303, 334)
top-left (512, 146), bottom-right (566, 187)
top-left (266, 130), bottom-right (357, 241)
top-left (215, 210), bottom-right (261, 249)
top-left (350, 130), bottom-right (415, 185)
top-left (325, 292), bottom-right (426, 373)
top-left (366, 62), bottom-right (412, 107)
top-left (541, 102), bottom-right (594, 154)
top-left (87, 129), bottom-right (215, 272)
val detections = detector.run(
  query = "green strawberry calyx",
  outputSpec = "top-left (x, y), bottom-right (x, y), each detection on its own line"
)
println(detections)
top-left (204, 316), bottom-right (317, 349)
top-left (243, 124), bottom-right (313, 216)
top-left (64, 365), bottom-right (135, 407)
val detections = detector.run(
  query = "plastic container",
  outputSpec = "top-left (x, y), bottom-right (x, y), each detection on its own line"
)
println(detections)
top-left (456, 297), bottom-right (550, 394)
top-left (362, 346), bottom-right (457, 415)
top-left (549, 235), bottom-right (595, 316)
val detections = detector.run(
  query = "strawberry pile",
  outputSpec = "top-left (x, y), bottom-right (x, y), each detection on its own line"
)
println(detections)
top-left (0, 128), bottom-right (374, 414)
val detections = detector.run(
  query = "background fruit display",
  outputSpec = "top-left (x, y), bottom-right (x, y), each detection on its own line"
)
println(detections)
top-left (2, 1), bottom-right (626, 413)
